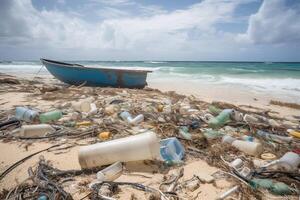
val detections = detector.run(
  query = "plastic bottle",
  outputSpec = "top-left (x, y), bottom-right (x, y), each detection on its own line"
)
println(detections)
top-left (277, 152), bottom-right (300, 171)
top-left (250, 179), bottom-right (293, 195)
top-left (17, 124), bottom-right (55, 137)
top-left (222, 135), bottom-right (236, 144)
top-left (232, 140), bottom-right (263, 156)
top-left (72, 98), bottom-right (94, 112)
top-left (230, 158), bottom-right (243, 169)
top-left (241, 135), bottom-right (255, 142)
top-left (208, 105), bottom-right (222, 115)
top-left (88, 103), bottom-right (97, 116)
top-left (243, 114), bottom-right (259, 124)
top-left (178, 126), bottom-right (192, 140)
top-left (39, 110), bottom-right (62, 123)
top-left (257, 130), bottom-right (293, 143)
top-left (204, 129), bottom-right (224, 139)
top-left (78, 131), bottom-right (160, 168)
top-left (15, 107), bottom-right (38, 122)
top-left (289, 130), bottom-right (300, 138)
top-left (119, 111), bottom-right (144, 125)
top-left (208, 109), bottom-right (233, 129)
top-left (160, 137), bottom-right (185, 162)
top-left (96, 162), bottom-right (123, 182)
top-left (232, 110), bottom-right (244, 122)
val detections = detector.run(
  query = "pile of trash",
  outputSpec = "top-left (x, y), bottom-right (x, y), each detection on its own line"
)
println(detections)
top-left (0, 75), bottom-right (299, 199)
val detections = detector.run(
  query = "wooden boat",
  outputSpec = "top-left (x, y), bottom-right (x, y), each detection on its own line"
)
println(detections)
top-left (41, 59), bottom-right (152, 88)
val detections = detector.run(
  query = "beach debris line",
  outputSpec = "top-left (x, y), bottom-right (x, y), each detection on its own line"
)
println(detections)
top-left (0, 73), bottom-right (299, 199)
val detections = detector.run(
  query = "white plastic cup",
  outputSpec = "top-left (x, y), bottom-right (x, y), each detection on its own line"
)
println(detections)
top-left (232, 140), bottom-right (263, 156)
top-left (278, 152), bottom-right (300, 171)
top-left (78, 131), bottom-right (160, 168)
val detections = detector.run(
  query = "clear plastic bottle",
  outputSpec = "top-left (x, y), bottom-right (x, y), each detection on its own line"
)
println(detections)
top-left (119, 111), bottom-right (144, 125)
top-left (96, 162), bottom-right (123, 182)
top-left (257, 130), bottom-right (293, 143)
top-left (232, 140), bottom-right (263, 156)
top-left (16, 124), bottom-right (55, 137)
top-left (15, 107), bottom-right (38, 122)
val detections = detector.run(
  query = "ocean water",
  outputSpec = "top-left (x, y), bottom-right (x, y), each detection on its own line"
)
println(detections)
top-left (1, 60), bottom-right (300, 96)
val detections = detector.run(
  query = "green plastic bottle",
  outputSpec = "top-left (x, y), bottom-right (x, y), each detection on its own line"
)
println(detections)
top-left (250, 179), bottom-right (293, 196)
top-left (39, 110), bottom-right (62, 123)
top-left (250, 178), bottom-right (273, 190)
top-left (208, 105), bottom-right (222, 115)
top-left (208, 109), bottom-right (232, 129)
top-left (179, 126), bottom-right (192, 140)
top-left (271, 182), bottom-right (292, 195)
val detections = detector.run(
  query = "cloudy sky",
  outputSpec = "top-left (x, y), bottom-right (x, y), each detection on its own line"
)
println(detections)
top-left (0, 0), bottom-right (300, 61)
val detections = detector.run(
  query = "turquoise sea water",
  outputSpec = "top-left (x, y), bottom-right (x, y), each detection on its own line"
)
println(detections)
top-left (0, 60), bottom-right (300, 94)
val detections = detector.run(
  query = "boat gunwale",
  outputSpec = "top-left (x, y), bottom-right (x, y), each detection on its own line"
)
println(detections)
top-left (40, 58), bottom-right (153, 73)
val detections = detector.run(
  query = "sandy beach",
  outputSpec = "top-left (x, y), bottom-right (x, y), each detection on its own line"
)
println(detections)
top-left (148, 78), bottom-right (300, 118)
top-left (0, 74), bottom-right (299, 200)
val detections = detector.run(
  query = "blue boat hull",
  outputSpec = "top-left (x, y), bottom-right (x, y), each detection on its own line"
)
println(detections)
top-left (41, 59), bottom-right (150, 88)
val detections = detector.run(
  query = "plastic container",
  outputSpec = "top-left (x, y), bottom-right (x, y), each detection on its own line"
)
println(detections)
top-left (119, 111), bottom-right (144, 125)
top-left (232, 110), bottom-right (243, 122)
top-left (289, 130), bottom-right (300, 139)
top-left (243, 114), bottom-right (259, 124)
top-left (160, 137), bottom-right (185, 161)
top-left (232, 140), bottom-right (263, 156)
top-left (73, 100), bottom-right (91, 112)
top-left (78, 131), bottom-right (160, 168)
top-left (88, 103), bottom-right (97, 116)
top-left (208, 105), bottom-right (222, 115)
top-left (241, 135), bottom-right (255, 142)
top-left (230, 158), bottom-right (243, 169)
top-left (222, 135), bottom-right (236, 144)
top-left (98, 131), bottom-right (111, 140)
top-left (96, 162), bottom-right (123, 182)
top-left (178, 126), bottom-right (192, 140)
top-left (208, 109), bottom-right (233, 129)
top-left (204, 130), bottom-right (224, 139)
top-left (257, 130), bottom-right (293, 143)
top-left (15, 107), bottom-right (38, 122)
top-left (39, 110), bottom-right (62, 123)
top-left (18, 124), bottom-right (55, 137)
top-left (277, 152), bottom-right (300, 171)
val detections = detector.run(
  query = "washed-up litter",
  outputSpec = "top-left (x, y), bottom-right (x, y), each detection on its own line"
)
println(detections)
top-left (78, 131), bottom-right (161, 168)
top-left (0, 74), bottom-right (299, 199)
top-left (12, 124), bottom-right (55, 137)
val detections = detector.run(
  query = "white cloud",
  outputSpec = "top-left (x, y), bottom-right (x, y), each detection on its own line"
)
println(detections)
top-left (238, 0), bottom-right (300, 44)
top-left (88, 0), bottom-right (134, 6)
top-left (2, 0), bottom-right (298, 60)
top-left (0, 0), bottom-right (241, 50)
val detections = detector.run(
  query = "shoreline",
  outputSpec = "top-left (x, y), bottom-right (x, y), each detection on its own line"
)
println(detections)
top-left (5, 73), bottom-right (300, 117)
top-left (149, 78), bottom-right (300, 118)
